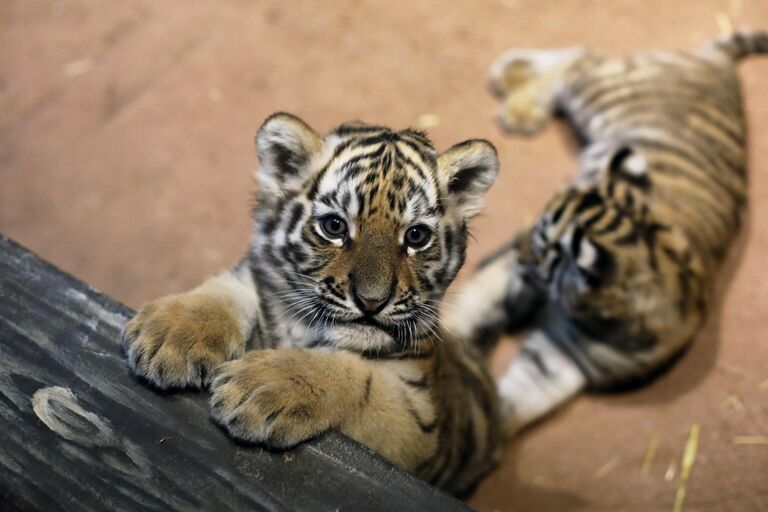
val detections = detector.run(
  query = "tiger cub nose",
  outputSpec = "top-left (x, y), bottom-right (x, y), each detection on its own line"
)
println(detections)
top-left (352, 287), bottom-right (389, 314)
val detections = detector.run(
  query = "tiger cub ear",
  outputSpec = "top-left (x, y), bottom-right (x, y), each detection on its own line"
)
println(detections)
top-left (255, 112), bottom-right (322, 194)
top-left (437, 139), bottom-right (500, 219)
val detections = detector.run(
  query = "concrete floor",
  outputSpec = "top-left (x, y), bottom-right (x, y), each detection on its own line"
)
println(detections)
top-left (2, 1), bottom-right (767, 510)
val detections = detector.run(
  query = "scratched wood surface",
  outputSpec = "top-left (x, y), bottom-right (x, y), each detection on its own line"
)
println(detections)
top-left (0, 235), bottom-right (468, 512)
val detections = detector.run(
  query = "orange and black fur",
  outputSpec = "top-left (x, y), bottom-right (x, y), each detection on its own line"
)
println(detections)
top-left (121, 114), bottom-right (502, 495)
top-left (446, 31), bottom-right (766, 432)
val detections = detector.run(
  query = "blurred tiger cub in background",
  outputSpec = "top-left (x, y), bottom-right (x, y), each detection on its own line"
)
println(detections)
top-left (446, 31), bottom-right (767, 432)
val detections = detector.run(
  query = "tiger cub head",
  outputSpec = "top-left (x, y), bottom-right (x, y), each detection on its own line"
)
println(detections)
top-left (252, 113), bottom-right (499, 352)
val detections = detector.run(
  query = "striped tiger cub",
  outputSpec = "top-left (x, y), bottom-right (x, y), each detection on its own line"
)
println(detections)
top-left (446, 31), bottom-right (767, 433)
top-left (121, 113), bottom-right (502, 495)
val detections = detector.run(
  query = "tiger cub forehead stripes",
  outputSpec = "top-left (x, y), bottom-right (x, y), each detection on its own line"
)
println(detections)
top-left (251, 114), bottom-right (494, 355)
top-left (309, 127), bottom-right (442, 245)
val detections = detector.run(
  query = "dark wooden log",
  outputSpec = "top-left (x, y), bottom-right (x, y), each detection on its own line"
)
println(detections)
top-left (0, 235), bottom-right (469, 512)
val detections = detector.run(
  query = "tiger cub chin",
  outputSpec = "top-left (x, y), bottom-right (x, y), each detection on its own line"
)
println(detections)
top-left (121, 113), bottom-right (503, 495)
top-left (446, 31), bottom-right (766, 433)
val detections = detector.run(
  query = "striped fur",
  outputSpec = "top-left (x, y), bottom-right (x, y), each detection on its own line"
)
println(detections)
top-left (122, 114), bottom-right (502, 495)
top-left (446, 31), bottom-right (766, 432)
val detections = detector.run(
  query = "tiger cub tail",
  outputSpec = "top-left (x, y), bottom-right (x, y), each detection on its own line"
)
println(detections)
top-left (703, 29), bottom-right (768, 61)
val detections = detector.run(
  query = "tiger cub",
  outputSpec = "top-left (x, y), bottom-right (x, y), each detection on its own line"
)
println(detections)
top-left (121, 113), bottom-right (502, 495)
top-left (446, 31), bottom-right (767, 432)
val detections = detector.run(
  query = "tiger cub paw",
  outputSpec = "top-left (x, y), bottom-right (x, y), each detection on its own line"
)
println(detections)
top-left (497, 90), bottom-right (549, 136)
top-left (121, 293), bottom-right (245, 389)
top-left (488, 53), bottom-right (538, 98)
top-left (209, 350), bottom-right (333, 448)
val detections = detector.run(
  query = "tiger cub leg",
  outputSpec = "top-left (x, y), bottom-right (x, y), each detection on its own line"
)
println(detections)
top-left (443, 235), bottom-right (542, 352)
top-left (497, 330), bottom-right (586, 434)
top-left (121, 262), bottom-right (259, 389)
top-left (488, 47), bottom-right (590, 135)
top-left (209, 348), bottom-right (437, 471)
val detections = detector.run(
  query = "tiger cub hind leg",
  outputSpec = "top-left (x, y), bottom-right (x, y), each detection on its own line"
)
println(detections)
top-left (488, 47), bottom-right (591, 135)
top-left (497, 330), bottom-right (586, 434)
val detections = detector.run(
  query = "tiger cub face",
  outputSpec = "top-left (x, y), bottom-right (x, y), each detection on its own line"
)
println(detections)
top-left (252, 113), bottom-right (499, 352)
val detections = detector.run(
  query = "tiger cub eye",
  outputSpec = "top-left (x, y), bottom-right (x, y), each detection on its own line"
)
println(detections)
top-left (320, 215), bottom-right (348, 239)
top-left (405, 225), bottom-right (432, 249)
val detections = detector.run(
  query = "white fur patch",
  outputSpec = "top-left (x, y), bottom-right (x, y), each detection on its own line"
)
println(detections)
top-left (199, 266), bottom-right (260, 341)
top-left (577, 237), bottom-right (598, 269)
top-left (559, 224), bottom-right (575, 250)
top-left (322, 323), bottom-right (395, 353)
top-left (497, 331), bottom-right (586, 433)
top-left (624, 153), bottom-right (647, 175)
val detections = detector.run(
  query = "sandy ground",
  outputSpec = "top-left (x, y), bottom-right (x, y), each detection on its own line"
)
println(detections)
top-left (2, 1), bottom-right (768, 510)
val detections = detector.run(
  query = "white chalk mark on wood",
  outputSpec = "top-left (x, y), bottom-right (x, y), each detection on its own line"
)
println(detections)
top-left (32, 386), bottom-right (114, 447)
top-left (32, 386), bottom-right (152, 478)
top-left (65, 288), bottom-right (130, 330)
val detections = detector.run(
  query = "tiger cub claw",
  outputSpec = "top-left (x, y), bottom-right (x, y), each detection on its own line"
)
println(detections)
top-left (209, 350), bottom-right (332, 449)
top-left (121, 293), bottom-right (244, 390)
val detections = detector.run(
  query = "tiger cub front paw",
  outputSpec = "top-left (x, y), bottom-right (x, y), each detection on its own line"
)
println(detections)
top-left (121, 293), bottom-right (245, 389)
top-left (497, 90), bottom-right (549, 136)
top-left (209, 350), bottom-right (333, 448)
